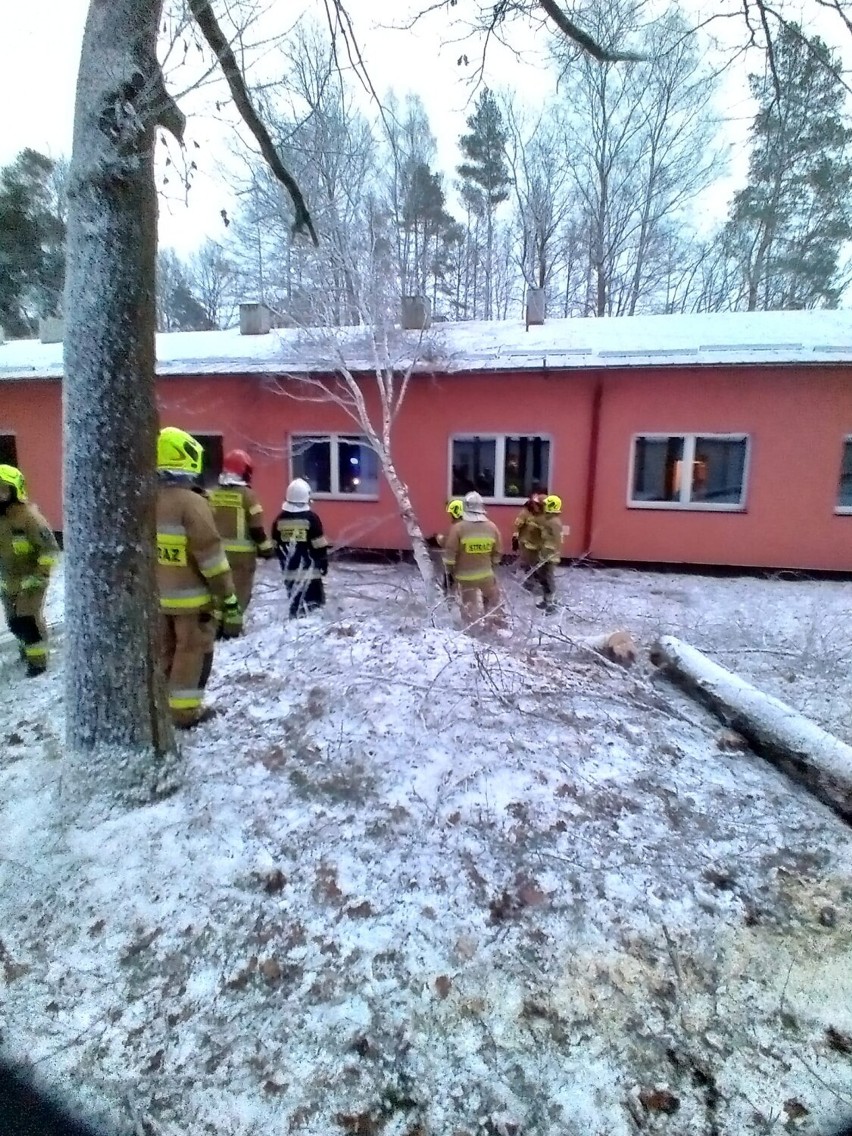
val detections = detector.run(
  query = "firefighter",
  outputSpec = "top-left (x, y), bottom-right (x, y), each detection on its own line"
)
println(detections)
top-left (442, 491), bottom-right (505, 631)
top-left (272, 478), bottom-right (329, 618)
top-left (156, 427), bottom-right (242, 728)
top-left (512, 490), bottom-right (547, 590)
top-left (435, 498), bottom-right (464, 591)
top-left (208, 448), bottom-right (274, 615)
top-left (530, 494), bottom-right (565, 614)
top-left (0, 465), bottom-right (59, 677)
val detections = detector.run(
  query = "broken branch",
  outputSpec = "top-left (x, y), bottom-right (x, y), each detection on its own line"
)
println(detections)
top-left (187, 0), bottom-right (318, 244)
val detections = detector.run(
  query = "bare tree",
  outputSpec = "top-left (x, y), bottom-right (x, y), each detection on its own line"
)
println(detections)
top-left (272, 234), bottom-right (440, 592)
top-left (503, 97), bottom-right (576, 313)
top-left (187, 238), bottom-right (239, 327)
top-left (553, 0), bottom-right (721, 315)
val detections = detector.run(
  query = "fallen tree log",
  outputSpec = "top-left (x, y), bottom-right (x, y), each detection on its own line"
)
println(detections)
top-left (651, 635), bottom-right (852, 822)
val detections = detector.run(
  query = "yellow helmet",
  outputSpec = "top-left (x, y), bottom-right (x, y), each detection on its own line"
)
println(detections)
top-left (446, 498), bottom-right (464, 521)
top-left (544, 494), bottom-right (562, 514)
top-left (0, 464), bottom-right (27, 502)
top-left (157, 427), bottom-right (204, 475)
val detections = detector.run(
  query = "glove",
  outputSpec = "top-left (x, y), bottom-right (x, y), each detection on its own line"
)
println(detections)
top-left (511, 536), bottom-right (519, 553)
top-left (319, 563), bottom-right (328, 577)
top-left (20, 574), bottom-right (47, 591)
top-left (220, 594), bottom-right (243, 639)
top-left (257, 546), bottom-right (275, 560)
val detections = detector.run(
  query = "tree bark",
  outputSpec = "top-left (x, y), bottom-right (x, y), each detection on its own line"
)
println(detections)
top-left (63, 0), bottom-right (181, 809)
top-left (651, 635), bottom-right (852, 822)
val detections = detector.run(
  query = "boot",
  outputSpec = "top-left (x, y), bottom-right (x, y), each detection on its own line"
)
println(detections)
top-left (25, 662), bottom-right (46, 678)
top-left (175, 705), bottom-right (219, 730)
top-left (536, 599), bottom-right (557, 614)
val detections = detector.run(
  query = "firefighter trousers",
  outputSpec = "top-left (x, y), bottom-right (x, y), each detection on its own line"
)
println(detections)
top-left (160, 609), bottom-right (217, 726)
top-left (227, 552), bottom-right (257, 613)
top-left (284, 576), bottom-right (325, 618)
top-left (532, 561), bottom-right (556, 599)
top-left (459, 578), bottom-right (505, 631)
top-left (2, 586), bottom-right (48, 672)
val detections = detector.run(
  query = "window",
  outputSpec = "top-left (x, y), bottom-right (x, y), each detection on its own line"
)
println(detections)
top-left (194, 433), bottom-right (223, 487)
top-left (0, 434), bottom-right (18, 467)
top-left (630, 433), bottom-right (749, 510)
top-left (291, 434), bottom-right (379, 498)
top-left (838, 438), bottom-right (852, 513)
top-left (450, 435), bottom-right (551, 501)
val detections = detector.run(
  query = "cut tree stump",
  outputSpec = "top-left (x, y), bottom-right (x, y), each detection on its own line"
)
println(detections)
top-left (580, 630), bottom-right (638, 667)
top-left (651, 635), bottom-right (852, 822)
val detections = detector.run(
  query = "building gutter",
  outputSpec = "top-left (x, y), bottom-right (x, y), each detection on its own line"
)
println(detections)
top-left (581, 375), bottom-right (604, 558)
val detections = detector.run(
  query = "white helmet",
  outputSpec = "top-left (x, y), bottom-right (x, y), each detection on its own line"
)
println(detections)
top-left (285, 477), bottom-right (312, 511)
top-left (463, 490), bottom-right (486, 520)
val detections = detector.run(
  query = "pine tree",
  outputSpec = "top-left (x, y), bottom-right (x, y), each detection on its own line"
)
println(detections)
top-left (724, 24), bottom-right (852, 310)
top-left (0, 149), bottom-right (65, 336)
top-left (457, 88), bottom-right (512, 319)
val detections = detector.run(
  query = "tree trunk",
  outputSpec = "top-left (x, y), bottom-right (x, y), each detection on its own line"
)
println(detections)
top-left (381, 456), bottom-right (437, 593)
top-left (63, 0), bottom-right (180, 810)
top-left (651, 635), bottom-right (852, 822)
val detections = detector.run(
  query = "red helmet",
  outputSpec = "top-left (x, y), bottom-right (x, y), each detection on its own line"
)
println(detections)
top-left (223, 449), bottom-right (253, 481)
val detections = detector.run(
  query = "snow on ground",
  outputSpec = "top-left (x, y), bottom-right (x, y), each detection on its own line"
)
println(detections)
top-left (2, 562), bottom-right (852, 1136)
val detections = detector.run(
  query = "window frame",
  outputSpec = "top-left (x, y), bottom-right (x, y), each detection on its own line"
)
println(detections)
top-left (627, 431), bottom-right (751, 512)
top-left (193, 432), bottom-right (224, 488)
top-left (289, 432), bottom-right (380, 501)
top-left (448, 432), bottom-right (554, 504)
top-left (0, 432), bottom-right (19, 468)
top-left (836, 435), bottom-right (852, 515)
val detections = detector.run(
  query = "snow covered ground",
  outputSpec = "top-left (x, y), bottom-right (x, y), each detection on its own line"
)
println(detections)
top-left (2, 561), bottom-right (852, 1136)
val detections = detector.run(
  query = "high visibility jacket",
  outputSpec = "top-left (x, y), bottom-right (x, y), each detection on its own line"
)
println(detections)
top-left (156, 481), bottom-right (236, 612)
top-left (514, 509), bottom-right (563, 563)
top-left (538, 515), bottom-right (564, 563)
top-left (208, 480), bottom-right (274, 559)
top-left (0, 501), bottom-right (59, 596)
top-left (443, 518), bottom-right (502, 584)
top-left (272, 508), bottom-right (328, 582)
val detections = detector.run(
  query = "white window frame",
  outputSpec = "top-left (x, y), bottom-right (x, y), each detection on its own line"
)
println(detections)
top-left (836, 435), bottom-right (852, 515)
top-left (289, 432), bottom-right (380, 501)
top-left (627, 432), bottom-right (751, 512)
top-left (448, 433), bottom-right (554, 504)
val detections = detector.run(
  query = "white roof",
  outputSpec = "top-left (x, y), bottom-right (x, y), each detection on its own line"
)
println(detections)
top-left (1, 308), bottom-right (850, 382)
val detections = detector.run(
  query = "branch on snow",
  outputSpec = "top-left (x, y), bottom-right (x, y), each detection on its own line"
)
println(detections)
top-left (187, 0), bottom-right (318, 245)
top-left (537, 0), bottom-right (647, 62)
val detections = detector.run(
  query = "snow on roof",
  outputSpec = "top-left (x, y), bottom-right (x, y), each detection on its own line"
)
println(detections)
top-left (1, 308), bottom-right (850, 382)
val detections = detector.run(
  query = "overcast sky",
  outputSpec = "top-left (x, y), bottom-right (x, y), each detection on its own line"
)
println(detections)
top-left (4, 0), bottom-right (835, 258)
top-left (3, 0), bottom-right (562, 255)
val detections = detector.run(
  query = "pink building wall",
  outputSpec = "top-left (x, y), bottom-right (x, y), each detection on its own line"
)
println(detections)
top-left (1, 362), bottom-right (850, 570)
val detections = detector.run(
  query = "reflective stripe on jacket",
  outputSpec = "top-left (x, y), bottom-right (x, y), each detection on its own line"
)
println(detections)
top-left (208, 482), bottom-right (273, 555)
top-left (443, 518), bottom-right (502, 583)
top-left (0, 501), bottom-right (59, 593)
top-left (157, 483), bottom-right (235, 612)
top-left (514, 510), bottom-right (563, 561)
top-left (272, 508), bottom-right (328, 581)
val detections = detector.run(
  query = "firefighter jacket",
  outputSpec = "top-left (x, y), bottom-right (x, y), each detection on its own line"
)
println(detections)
top-left (513, 508), bottom-right (563, 563)
top-left (157, 479), bottom-right (236, 612)
top-left (537, 515), bottom-right (564, 563)
top-left (208, 480), bottom-right (274, 560)
top-left (513, 505), bottom-right (544, 551)
top-left (0, 501), bottom-right (59, 596)
top-left (272, 507), bottom-right (329, 582)
top-left (442, 518), bottom-right (502, 584)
